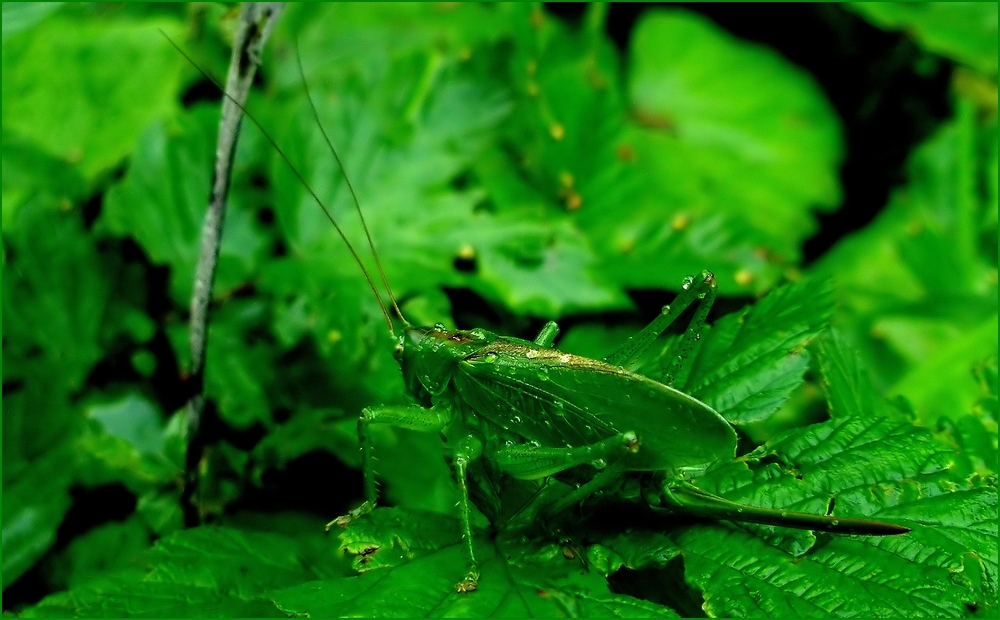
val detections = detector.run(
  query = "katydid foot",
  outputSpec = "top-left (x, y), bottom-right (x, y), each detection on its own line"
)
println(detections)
top-left (456, 568), bottom-right (480, 593)
top-left (326, 500), bottom-right (375, 531)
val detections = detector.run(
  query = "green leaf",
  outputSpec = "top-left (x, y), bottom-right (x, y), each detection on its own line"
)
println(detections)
top-left (597, 418), bottom-right (996, 616)
top-left (3, 201), bottom-right (123, 391)
top-left (1, 132), bottom-right (87, 231)
top-left (1, 10), bottom-right (186, 183)
top-left (811, 106), bottom-right (998, 425)
top-left (622, 9), bottom-right (843, 285)
top-left (684, 278), bottom-right (833, 425)
top-left (590, 330), bottom-right (996, 616)
top-left (656, 333), bottom-right (999, 616)
top-left (202, 299), bottom-right (277, 429)
top-left (75, 392), bottom-right (183, 492)
top-left (42, 516), bottom-right (150, 591)
top-left (818, 329), bottom-right (903, 421)
top-left (1, 2), bottom-right (63, 41)
top-left (21, 526), bottom-right (341, 617)
top-left (847, 2), bottom-right (999, 75)
top-left (101, 105), bottom-right (268, 304)
top-left (938, 356), bottom-right (999, 477)
top-left (273, 508), bottom-right (681, 617)
top-left (2, 445), bottom-right (76, 590)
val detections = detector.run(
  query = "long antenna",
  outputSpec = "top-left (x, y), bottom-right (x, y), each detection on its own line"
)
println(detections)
top-left (293, 45), bottom-right (409, 327)
top-left (161, 31), bottom-right (396, 336)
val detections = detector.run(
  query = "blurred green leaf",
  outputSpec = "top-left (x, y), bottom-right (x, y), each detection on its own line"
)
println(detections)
top-left (1, 133), bottom-right (86, 231)
top-left (1, 2), bottom-right (63, 40)
top-left (616, 9), bottom-right (843, 291)
top-left (848, 2), bottom-right (999, 75)
top-left (76, 392), bottom-right (183, 493)
top-left (0, 11), bottom-right (186, 183)
top-left (938, 355), bottom-right (999, 477)
top-left (3, 202), bottom-right (125, 391)
top-left (2, 445), bottom-right (76, 590)
top-left (812, 105), bottom-right (998, 425)
top-left (101, 106), bottom-right (268, 304)
top-left (42, 516), bottom-right (150, 591)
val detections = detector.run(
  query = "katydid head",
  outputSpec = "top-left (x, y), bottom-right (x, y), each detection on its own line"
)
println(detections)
top-left (396, 325), bottom-right (497, 399)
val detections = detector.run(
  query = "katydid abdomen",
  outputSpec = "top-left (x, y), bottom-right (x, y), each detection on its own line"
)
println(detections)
top-left (453, 336), bottom-right (737, 473)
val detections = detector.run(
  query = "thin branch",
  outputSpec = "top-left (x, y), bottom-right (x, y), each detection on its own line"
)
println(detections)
top-left (183, 2), bottom-right (284, 525)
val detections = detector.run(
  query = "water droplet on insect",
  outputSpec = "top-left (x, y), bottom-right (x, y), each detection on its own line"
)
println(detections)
top-left (736, 507), bottom-right (744, 513)
top-left (780, 511), bottom-right (788, 518)
top-left (694, 333), bottom-right (701, 341)
top-left (434, 323), bottom-right (446, 331)
top-left (831, 519), bottom-right (840, 526)
top-left (513, 415), bottom-right (522, 424)
top-left (483, 353), bottom-right (498, 363)
top-left (682, 276), bottom-right (694, 289)
top-left (537, 367), bottom-right (549, 380)
top-left (592, 458), bottom-right (607, 470)
top-left (660, 305), bottom-right (671, 315)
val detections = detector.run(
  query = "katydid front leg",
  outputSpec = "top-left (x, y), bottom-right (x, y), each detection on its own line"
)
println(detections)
top-left (327, 404), bottom-right (451, 530)
top-left (660, 481), bottom-right (911, 535)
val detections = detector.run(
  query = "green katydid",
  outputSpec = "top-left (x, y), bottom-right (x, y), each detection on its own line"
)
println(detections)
top-left (175, 36), bottom-right (911, 595)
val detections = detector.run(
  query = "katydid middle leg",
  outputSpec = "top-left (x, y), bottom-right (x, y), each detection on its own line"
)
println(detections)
top-left (489, 432), bottom-right (640, 529)
top-left (452, 434), bottom-right (484, 592)
top-left (328, 404), bottom-right (451, 529)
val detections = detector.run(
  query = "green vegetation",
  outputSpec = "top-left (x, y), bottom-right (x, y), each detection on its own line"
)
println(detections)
top-left (3, 3), bottom-right (996, 617)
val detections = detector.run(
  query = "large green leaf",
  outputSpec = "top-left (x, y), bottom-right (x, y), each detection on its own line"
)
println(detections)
top-left (684, 278), bottom-right (833, 425)
top-left (615, 9), bottom-right (843, 290)
top-left (0, 8), bottom-right (186, 184)
top-left (20, 526), bottom-right (341, 617)
top-left (272, 508), bottom-right (681, 618)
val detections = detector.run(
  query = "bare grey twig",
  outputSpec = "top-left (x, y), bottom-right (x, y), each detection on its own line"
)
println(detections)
top-left (184, 2), bottom-right (284, 524)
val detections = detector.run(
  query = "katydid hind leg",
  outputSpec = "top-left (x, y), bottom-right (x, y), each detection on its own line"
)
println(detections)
top-left (604, 271), bottom-right (717, 371)
top-left (453, 434), bottom-right (484, 593)
top-left (655, 273), bottom-right (716, 389)
top-left (327, 404), bottom-right (451, 530)
top-left (661, 482), bottom-right (911, 535)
